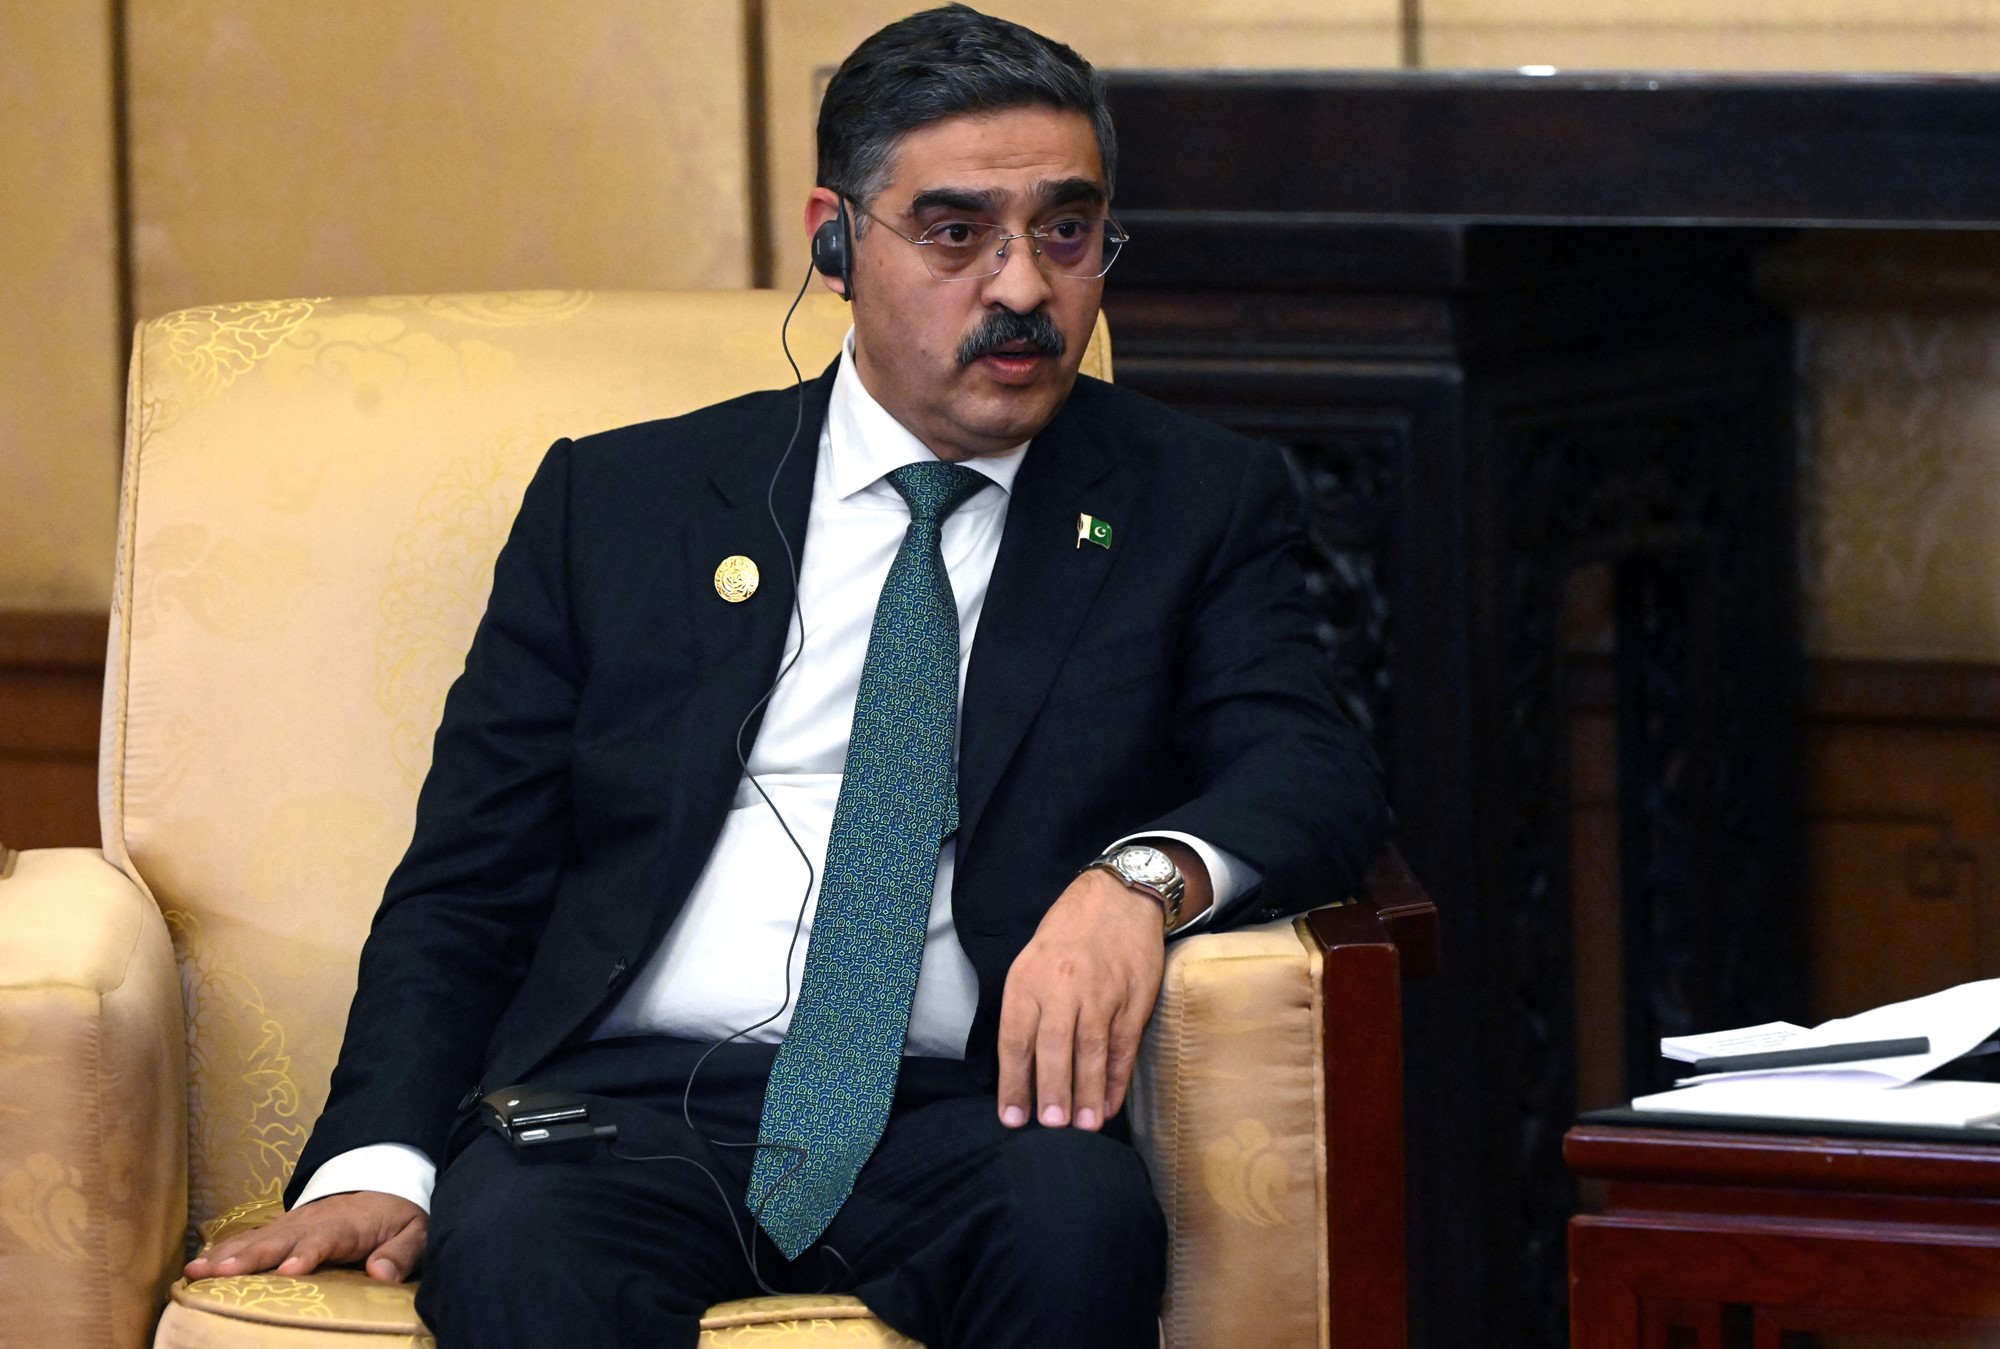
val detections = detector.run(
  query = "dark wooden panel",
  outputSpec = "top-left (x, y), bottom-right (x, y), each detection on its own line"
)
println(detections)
top-left (0, 758), bottom-right (99, 851)
top-left (0, 610), bottom-right (109, 667)
top-left (1108, 222), bottom-right (1808, 1349)
top-left (1813, 658), bottom-right (2000, 726)
top-left (1108, 73), bottom-right (2000, 229)
top-left (1808, 721), bottom-right (2000, 1023)
top-left (1570, 670), bottom-right (1626, 1119)
top-left (0, 610), bottom-right (107, 850)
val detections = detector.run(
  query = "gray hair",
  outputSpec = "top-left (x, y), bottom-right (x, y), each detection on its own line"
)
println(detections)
top-left (816, 5), bottom-right (1117, 215)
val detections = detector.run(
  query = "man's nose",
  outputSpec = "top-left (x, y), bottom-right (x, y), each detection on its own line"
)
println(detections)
top-left (980, 233), bottom-right (1054, 311)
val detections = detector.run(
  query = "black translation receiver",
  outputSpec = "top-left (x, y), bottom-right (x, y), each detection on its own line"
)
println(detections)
top-left (479, 1084), bottom-right (618, 1159)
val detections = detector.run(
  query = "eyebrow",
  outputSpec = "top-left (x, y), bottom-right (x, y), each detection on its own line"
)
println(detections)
top-left (905, 177), bottom-right (1108, 218)
top-left (1035, 177), bottom-right (1107, 211)
top-left (908, 187), bottom-right (1001, 217)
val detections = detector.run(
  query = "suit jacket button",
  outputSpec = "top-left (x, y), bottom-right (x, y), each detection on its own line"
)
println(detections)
top-left (457, 1083), bottom-right (485, 1112)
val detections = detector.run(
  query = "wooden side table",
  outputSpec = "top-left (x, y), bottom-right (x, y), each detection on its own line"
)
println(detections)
top-left (1567, 1113), bottom-right (2000, 1347)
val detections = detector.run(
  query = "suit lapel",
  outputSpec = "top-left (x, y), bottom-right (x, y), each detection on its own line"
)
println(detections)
top-left (682, 362), bottom-right (832, 751)
top-left (956, 396), bottom-right (1128, 860)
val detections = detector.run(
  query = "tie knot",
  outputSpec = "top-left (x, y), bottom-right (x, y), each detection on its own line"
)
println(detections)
top-left (886, 461), bottom-right (989, 527)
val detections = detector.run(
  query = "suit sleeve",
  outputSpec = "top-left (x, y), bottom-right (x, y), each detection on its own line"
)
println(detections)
top-left (287, 439), bottom-right (583, 1204)
top-left (1138, 442), bottom-right (1391, 926)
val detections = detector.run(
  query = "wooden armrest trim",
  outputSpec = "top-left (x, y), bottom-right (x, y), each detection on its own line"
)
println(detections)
top-left (1359, 843), bottom-right (1440, 981)
top-left (1305, 901), bottom-right (1411, 1349)
top-left (1305, 896), bottom-right (1393, 951)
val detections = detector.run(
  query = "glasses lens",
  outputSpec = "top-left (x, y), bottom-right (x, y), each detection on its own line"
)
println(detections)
top-left (1037, 219), bottom-right (1103, 276)
top-left (913, 218), bottom-right (1126, 280)
top-left (1044, 219), bottom-right (1125, 279)
top-left (919, 221), bottom-right (1002, 278)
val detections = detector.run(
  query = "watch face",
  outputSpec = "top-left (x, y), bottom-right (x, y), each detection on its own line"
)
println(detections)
top-left (1119, 846), bottom-right (1175, 886)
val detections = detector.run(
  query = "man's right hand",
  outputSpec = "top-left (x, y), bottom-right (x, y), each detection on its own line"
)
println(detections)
top-left (183, 1191), bottom-right (427, 1284)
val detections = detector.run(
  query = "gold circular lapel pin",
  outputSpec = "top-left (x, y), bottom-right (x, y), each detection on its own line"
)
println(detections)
top-left (714, 555), bottom-right (760, 603)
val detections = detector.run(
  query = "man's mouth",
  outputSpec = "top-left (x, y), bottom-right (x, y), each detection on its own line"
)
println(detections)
top-left (977, 346), bottom-right (1046, 384)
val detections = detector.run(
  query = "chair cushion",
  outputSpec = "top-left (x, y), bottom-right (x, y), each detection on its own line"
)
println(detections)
top-left (165, 1199), bottom-right (919, 1345)
top-left (1130, 920), bottom-right (1328, 1348)
top-left (0, 848), bottom-right (186, 1349)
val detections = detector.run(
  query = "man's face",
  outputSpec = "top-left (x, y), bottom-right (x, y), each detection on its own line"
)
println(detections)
top-left (826, 105), bottom-right (1109, 462)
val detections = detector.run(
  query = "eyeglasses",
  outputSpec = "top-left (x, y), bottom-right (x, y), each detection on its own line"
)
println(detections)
top-left (861, 208), bottom-right (1129, 282)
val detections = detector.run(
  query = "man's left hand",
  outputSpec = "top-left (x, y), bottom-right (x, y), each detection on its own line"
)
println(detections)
top-left (996, 843), bottom-right (1210, 1132)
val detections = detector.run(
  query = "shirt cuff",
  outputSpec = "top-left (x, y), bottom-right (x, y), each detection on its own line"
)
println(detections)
top-left (1108, 830), bottom-right (1262, 934)
top-left (290, 1143), bottom-right (437, 1214)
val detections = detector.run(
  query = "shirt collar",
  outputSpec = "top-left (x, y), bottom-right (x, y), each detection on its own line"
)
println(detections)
top-left (825, 328), bottom-right (1029, 503)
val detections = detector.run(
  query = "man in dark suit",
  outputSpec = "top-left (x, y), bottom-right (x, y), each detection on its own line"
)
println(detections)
top-left (186, 7), bottom-right (1389, 1347)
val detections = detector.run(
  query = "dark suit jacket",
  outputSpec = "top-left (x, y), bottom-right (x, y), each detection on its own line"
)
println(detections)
top-left (287, 363), bottom-right (1389, 1204)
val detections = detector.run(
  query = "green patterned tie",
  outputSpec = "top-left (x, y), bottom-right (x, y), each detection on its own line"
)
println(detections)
top-left (749, 460), bottom-right (990, 1259)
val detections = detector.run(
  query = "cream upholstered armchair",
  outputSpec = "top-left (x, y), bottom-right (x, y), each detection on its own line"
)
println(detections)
top-left (0, 291), bottom-right (1435, 1349)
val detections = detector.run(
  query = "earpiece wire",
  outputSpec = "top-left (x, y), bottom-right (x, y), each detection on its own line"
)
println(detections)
top-left (613, 255), bottom-right (842, 1295)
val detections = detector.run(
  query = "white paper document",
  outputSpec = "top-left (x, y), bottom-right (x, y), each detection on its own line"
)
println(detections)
top-left (1632, 1077), bottom-right (2000, 1128)
top-left (1661, 979), bottom-right (2000, 1087)
top-left (1634, 979), bottom-right (2000, 1129)
top-left (1659, 1021), bottom-right (1809, 1064)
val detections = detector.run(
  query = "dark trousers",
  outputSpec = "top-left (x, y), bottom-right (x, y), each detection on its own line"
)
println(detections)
top-left (416, 1036), bottom-right (1167, 1349)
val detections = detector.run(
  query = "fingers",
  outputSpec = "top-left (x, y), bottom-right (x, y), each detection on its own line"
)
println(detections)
top-left (1070, 999), bottom-right (1111, 1132)
top-left (188, 1223), bottom-right (309, 1277)
top-left (183, 1193), bottom-right (426, 1283)
top-left (186, 1225), bottom-right (313, 1280)
top-left (1103, 1004), bottom-right (1145, 1122)
top-left (274, 1224), bottom-right (337, 1276)
top-left (1034, 997), bottom-right (1078, 1128)
top-left (1104, 957), bottom-right (1159, 1123)
top-left (996, 982), bottom-right (1039, 1128)
top-left (366, 1214), bottom-right (429, 1283)
top-left (1068, 978), bottom-right (1154, 1130)
top-left (998, 983), bottom-right (1123, 1131)
top-left (1000, 984), bottom-right (1118, 1131)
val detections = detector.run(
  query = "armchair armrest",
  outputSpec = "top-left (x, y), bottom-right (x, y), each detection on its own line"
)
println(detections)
top-left (0, 847), bottom-right (188, 1349)
top-left (1305, 844), bottom-right (1436, 1349)
top-left (1132, 844), bottom-right (1435, 1349)
top-left (1347, 843), bottom-right (1439, 981)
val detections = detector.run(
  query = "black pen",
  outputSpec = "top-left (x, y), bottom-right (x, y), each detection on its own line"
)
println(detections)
top-left (1684, 1036), bottom-right (1931, 1077)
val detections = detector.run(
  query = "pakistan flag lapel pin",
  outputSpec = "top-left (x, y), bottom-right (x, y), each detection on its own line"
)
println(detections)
top-left (1076, 513), bottom-right (1113, 550)
top-left (714, 554), bottom-right (760, 603)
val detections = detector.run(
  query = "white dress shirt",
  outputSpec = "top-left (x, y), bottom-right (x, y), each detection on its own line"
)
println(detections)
top-left (293, 335), bottom-right (1258, 1213)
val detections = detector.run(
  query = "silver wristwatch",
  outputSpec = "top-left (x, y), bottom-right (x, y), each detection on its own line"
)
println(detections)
top-left (1085, 842), bottom-right (1187, 933)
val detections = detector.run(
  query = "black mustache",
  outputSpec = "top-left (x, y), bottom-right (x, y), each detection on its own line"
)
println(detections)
top-left (956, 310), bottom-right (1066, 366)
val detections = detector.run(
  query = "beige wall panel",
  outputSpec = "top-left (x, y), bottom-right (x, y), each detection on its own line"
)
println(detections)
top-left (1766, 234), bottom-right (2000, 663)
top-left (126, 0), bottom-right (752, 321)
top-left (1422, 24), bottom-right (2000, 70)
top-left (1428, 0), bottom-right (2000, 23)
top-left (763, 1), bottom-right (1401, 282)
top-left (0, 0), bottom-right (122, 610)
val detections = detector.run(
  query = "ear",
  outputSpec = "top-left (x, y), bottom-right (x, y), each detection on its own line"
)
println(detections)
top-left (804, 188), bottom-right (849, 298)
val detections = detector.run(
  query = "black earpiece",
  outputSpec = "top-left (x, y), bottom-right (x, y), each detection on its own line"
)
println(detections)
top-left (811, 199), bottom-right (856, 303)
